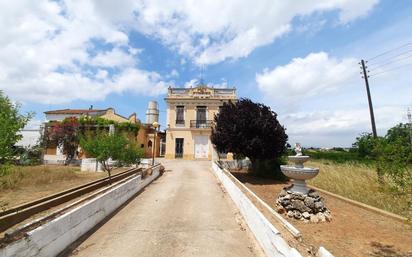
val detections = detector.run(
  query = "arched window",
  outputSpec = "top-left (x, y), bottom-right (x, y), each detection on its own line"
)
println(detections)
top-left (148, 140), bottom-right (153, 148)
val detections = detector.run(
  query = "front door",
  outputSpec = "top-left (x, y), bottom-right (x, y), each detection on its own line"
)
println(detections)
top-left (175, 138), bottom-right (184, 158)
top-left (194, 136), bottom-right (208, 159)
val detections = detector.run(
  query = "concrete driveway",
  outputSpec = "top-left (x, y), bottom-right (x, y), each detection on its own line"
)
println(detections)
top-left (64, 160), bottom-right (264, 257)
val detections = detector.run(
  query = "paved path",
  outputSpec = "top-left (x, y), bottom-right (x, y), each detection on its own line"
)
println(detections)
top-left (64, 160), bottom-right (264, 257)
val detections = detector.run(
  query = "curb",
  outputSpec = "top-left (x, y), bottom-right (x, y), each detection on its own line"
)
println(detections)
top-left (0, 166), bottom-right (161, 257)
top-left (308, 185), bottom-right (409, 223)
top-left (212, 162), bottom-right (302, 257)
top-left (221, 167), bottom-right (301, 239)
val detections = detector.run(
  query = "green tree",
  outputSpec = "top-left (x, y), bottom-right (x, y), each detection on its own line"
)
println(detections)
top-left (80, 132), bottom-right (144, 183)
top-left (0, 91), bottom-right (32, 164)
top-left (45, 117), bottom-right (81, 165)
top-left (352, 132), bottom-right (377, 158)
top-left (373, 137), bottom-right (411, 191)
top-left (385, 123), bottom-right (412, 163)
top-left (372, 123), bottom-right (412, 191)
top-left (211, 98), bottom-right (288, 177)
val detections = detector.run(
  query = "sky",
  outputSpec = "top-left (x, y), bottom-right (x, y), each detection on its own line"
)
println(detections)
top-left (1, 0), bottom-right (412, 147)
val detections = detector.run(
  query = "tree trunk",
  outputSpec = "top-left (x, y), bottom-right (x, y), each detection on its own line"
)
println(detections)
top-left (107, 168), bottom-right (112, 185)
top-left (102, 161), bottom-right (112, 185)
top-left (377, 167), bottom-right (384, 184)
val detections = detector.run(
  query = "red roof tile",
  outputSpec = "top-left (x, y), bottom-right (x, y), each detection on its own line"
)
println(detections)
top-left (44, 109), bottom-right (107, 115)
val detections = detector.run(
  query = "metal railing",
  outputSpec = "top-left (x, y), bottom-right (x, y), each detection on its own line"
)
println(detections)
top-left (190, 120), bottom-right (213, 128)
top-left (175, 119), bottom-right (185, 125)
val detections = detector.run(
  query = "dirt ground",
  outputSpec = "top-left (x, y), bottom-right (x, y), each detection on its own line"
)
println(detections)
top-left (0, 165), bottom-right (127, 210)
top-left (231, 171), bottom-right (412, 257)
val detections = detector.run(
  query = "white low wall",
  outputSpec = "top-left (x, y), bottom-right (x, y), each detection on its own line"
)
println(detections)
top-left (212, 162), bottom-right (302, 257)
top-left (80, 158), bottom-right (103, 172)
top-left (1, 166), bottom-right (161, 257)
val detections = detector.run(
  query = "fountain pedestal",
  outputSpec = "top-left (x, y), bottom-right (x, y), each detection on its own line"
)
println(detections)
top-left (277, 153), bottom-right (331, 222)
top-left (280, 156), bottom-right (319, 194)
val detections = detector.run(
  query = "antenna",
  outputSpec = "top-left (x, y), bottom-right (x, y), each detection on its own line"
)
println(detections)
top-left (199, 64), bottom-right (205, 86)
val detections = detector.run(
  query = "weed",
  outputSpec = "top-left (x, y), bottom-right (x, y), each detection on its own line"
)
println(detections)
top-left (307, 160), bottom-right (412, 219)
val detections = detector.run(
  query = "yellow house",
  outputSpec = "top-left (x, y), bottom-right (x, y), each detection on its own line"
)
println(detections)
top-left (43, 106), bottom-right (163, 164)
top-left (165, 85), bottom-right (237, 160)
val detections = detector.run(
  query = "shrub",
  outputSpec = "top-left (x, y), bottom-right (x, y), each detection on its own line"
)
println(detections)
top-left (251, 158), bottom-right (288, 180)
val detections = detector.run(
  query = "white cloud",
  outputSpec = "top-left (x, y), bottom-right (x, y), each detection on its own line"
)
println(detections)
top-left (89, 47), bottom-right (138, 68)
top-left (183, 79), bottom-right (229, 89)
top-left (281, 105), bottom-right (406, 147)
top-left (133, 0), bottom-right (378, 65)
top-left (166, 69), bottom-right (179, 79)
top-left (0, 0), bottom-right (379, 104)
top-left (0, 0), bottom-right (167, 104)
top-left (256, 52), bottom-right (358, 103)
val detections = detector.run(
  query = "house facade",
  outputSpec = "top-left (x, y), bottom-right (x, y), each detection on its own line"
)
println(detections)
top-left (43, 105), bottom-right (164, 164)
top-left (165, 85), bottom-right (237, 160)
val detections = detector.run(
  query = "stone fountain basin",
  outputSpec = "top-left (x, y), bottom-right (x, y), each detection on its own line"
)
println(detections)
top-left (280, 165), bottom-right (319, 180)
top-left (288, 155), bottom-right (310, 165)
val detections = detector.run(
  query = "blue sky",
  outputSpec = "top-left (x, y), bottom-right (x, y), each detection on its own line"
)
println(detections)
top-left (1, 0), bottom-right (411, 147)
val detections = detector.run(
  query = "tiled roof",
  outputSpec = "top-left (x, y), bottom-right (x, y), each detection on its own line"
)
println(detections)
top-left (44, 109), bottom-right (106, 115)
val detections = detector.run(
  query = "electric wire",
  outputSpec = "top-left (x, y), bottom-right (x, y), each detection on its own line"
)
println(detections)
top-left (369, 62), bottom-right (412, 77)
top-left (367, 41), bottom-right (412, 62)
top-left (368, 48), bottom-right (412, 69)
top-left (368, 52), bottom-right (412, 71)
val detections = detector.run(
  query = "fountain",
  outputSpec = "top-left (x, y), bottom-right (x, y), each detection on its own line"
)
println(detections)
top-left (276, 143), bottom-right (331, 223)
top-left (280, 143), bottom-right (319, 194)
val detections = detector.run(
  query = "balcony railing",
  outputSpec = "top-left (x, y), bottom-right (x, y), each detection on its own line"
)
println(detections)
top-left (190, 120), bottom-right (213, 128)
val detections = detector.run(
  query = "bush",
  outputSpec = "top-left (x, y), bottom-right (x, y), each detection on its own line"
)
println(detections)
top-left (250, 158), bottom-right (288, 180)
top-left (0, 164), bottom-right (24, 190)
top-left (305, 149), bottom-right (367, 164)
top-left (373, 137), bottom-right (412, 192)
top-left (17, 145), bottom-right (43, 165)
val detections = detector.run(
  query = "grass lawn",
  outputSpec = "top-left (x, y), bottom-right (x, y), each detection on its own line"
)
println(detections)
top-left (306, 160), bottom-right (412, 219)
top-left (0, 165), bottom-right (114, 210)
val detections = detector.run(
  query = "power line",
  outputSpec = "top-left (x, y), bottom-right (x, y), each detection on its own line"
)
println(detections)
top-left (368, 48), bottom-right (412, 69)
top-left (368, 52), bottom-right (412, 71)
top-left (369, 62), bottom-right (412, 77)
top-left (367, 41), bottom-right (412, 62)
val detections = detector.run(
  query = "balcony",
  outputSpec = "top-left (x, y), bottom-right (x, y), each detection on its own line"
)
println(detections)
top-left (190, 120), bottom-right (213, 129)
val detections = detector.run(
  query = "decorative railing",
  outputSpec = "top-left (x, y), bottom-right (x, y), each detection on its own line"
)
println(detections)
top-left (190, 120), bottom-right (213, 128)
top-left (175, 119), bottom-right (185, 125)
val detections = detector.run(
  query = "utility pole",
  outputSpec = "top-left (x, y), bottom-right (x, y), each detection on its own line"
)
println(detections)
top-left (360, 59), bottom-right (378, 138)
top-left (408, 108), bottom-right (412, 151)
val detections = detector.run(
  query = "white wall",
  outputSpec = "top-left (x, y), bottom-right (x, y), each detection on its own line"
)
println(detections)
top-left (45, 114), bottom-right (82, 122)
top-left (211, 162), bottom-right (302, 257)
top-left (1, 166), bottom-right (161, 257)
top-left (16, 130), bottom-right (41, 148)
